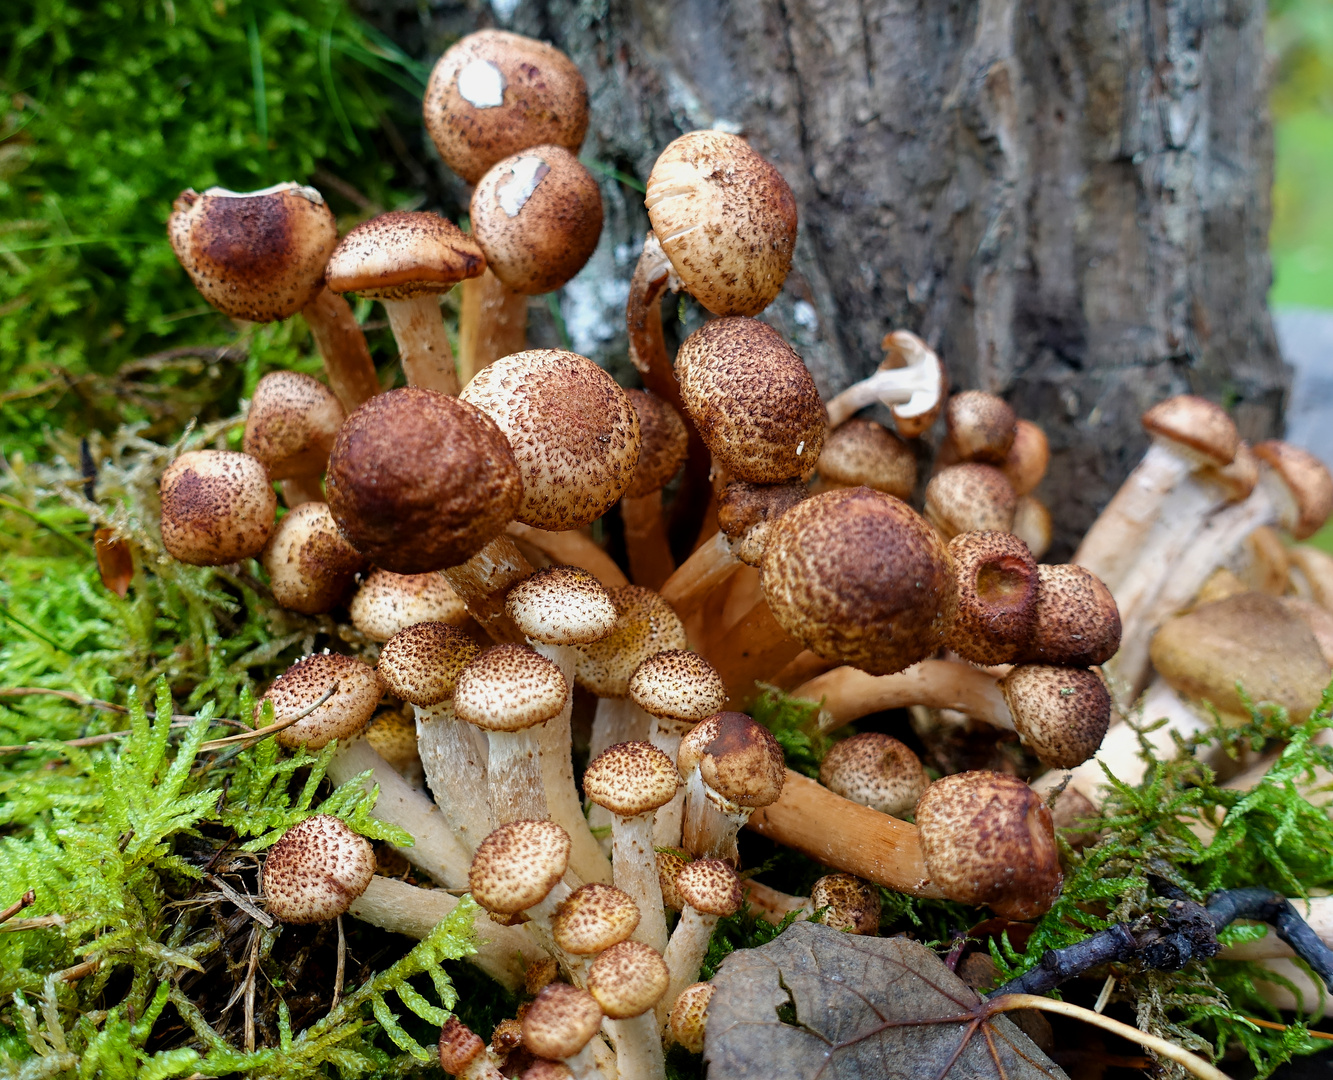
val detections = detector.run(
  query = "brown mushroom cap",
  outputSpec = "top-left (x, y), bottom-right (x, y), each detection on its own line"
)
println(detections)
top-left (160, 450), bottom-right (277, 566)
top-left (243, 371), bottom-right (345, 481)
top-left (439, 1016), bottom-right (488, 1077)
top-left (1016, 564), bottom-right (1121, 667)
top-left (168, 183), bottom-right (336, 322)
top-left (423, 30), bottom-right (589, 186)
top-left (325, 211), bottom-right (484, 301)
top-left (583, 741), bottom-right (680, 815)
top-left (469, 819), bottom-right (572, 915)
top-left (262, 814), bottom-right (374, 924)
top-left (325, 387), bottom-right (523, 574)
top-left (656, 848), bottom-right (690, 912)
top-left (679, 712), bottom-right (785, 809)
top-left (505, 564), bottom-right (617, 646)
top-left (573, 585), bottom-right (688, 697)
top-left (454, 644), bottom-right (568, 732)
top-left (261, 501), bottom-right (368, 614)
top-left (378, 622), bottom-right (480, 707)
top-left (349, 569), bottom-right (468, 641)
top-left (816, 418), bottom-right (917, 500)
top-left (628, 650), bottom-right (726, 721)
top-left (521, 1062), bottom-right (572, 1080)
top-left (817, 732), bottom-right (928, 818)
top-left (1012, 494), bottom-right (1053, 560)
top-left (810, 873), bottom-right (881, 935)
top-left (676, 858), bottom-right (743, 917)
top-left (762, 487), bottom-right (957, 675)
top-left (586, 940), bottom-right (670, 1019)
top-left (914, 771), bottom-right (1062, 920)
top-left (944, 530), bottom-right (1039, 666)
top-left (551, 883), bottom-right (641, 954)
top-left (1000, 665), bottom-right (1112, 769)
top-left (716, 480), bottom-right (807, 567)
top-left (669, 983), bottom-right (714, 1053)
top-left (675, 317), bottom-right (825, 483)
top-left (644, 130), bottom-right (798, 316)
top-left (461, 349), bottom-right (641, 531)
top-left (1141, 395), bottom-right (1240, 468)
top-left (946, 391), bottom-right (1017, 464)
top-left (264, 652), bottom-right (384, 749)
top-left (523, 982), bottom-right (603, 1061)
top-left (1254, 440), bottom-right (1333, 540)
top-left (1002, 420), bottom-right (1050, 497)
top-left (623, 390), bottom-right (689, 498)
top-left (924, 463), bottom-right (1017, 538)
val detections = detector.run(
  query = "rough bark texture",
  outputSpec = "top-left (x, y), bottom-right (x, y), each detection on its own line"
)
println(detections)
top-left (361, 0), bottom-right (1287, 557)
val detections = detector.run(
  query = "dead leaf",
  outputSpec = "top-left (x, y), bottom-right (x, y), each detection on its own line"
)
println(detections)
top-left (94, 528), bottom-right (132, 597)
top-left (705, 921), bottom-right (1067, 1080)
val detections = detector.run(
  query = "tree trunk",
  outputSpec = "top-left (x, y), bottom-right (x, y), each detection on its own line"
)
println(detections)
top-left (368, 0), bottom-right (1287, 558)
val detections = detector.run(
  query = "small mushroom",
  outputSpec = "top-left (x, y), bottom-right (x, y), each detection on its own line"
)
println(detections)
top-left (1015, 563), bottom-right (1121, 668)
top-left (668, 982), bottom-right (713, 1054)
top-left (262, 651), bottom-right (384, 750)
top-left (620, 390), bottom-right (690, 590)
top-left (522, 983), bottom-right (605, 1080)
top-left (678, 712), bottom-right (785, 864)
top-left (944, 530), bottom-right (1039, 666)
top-left (1012, 494), bottom-right (1053, 559)
top-left (586, 941), bottom-right (670, 1080)
top-left (262, 814), bottom-right (374, 924)
top-left (349, 569), bottom-right (468, 641)
top-left (439, 1016), bottom-right (507, 1080)
top-left (823, 330), bottom-right (946, 436)
top-left (243, 371), bottom-right (345, 507)
top-left (159, 450), bottom-right (277, 566)
top-left (469, 819), bottom-right (574, 960)
top-left (261, 502), bottom-right (367, 614)
top-left (809, 873), bottom-right (882, 935)
top-left (945, 391), bottom-right (1017, 464)
top-left (1001, 419), bottom-right (1050, 496)
top-left (551, 883), bottom-right (642, 983)
top-left (815, 418), bottom-right (917, 500)
top-left (924, 463), bottom-right (1017, 538)
top-left (659, 859), bottom-right (742, 1023)
top-left (999, 665), bottom-right (1113, 769)
top-left (817, 733), bottom-right (928, 818)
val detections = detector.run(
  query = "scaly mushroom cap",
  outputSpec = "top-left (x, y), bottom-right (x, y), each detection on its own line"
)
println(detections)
top-left (1017, 564), bottom-right (1121, 667)
top-left (243, 371), bottom-right (345, 481)
top-left (1254, 440), bottom-right (1333, 540)
top-left (262, 814), bottom-right (374, 924)
top-left (816, 418), bottom-right (917, 500)
top-left (1000, 665), bottom-right (1112, 769)
top-left (644, 130), bottom-right (798, 316)
top-left (675, 317), bottom-right (825, 483)
top-left (454, 644), bottom-right (568, 732)
top-left (669, 983), bottom-right (713, 1054)
top-left (1002, 419), bottom-right (1050, 496)
top-left (522, 1062), bottom-right (572, 1080)
top-left (160, 450), bottom-right (277, 566)
top-left (810, 873), bottom-right (881, 935)
top-left (469, 819), bottom-right (571, 915)
top-left (716, 480), bottom-right (807, 567)
top-left (261, 501), bottom-right (368, 615)
top-left (656, 848), bottom-right (690, 911)
top-left (505, 565), bottom-right (618, 645)
top-left (583, 741), bottom-right (680, 815)
top-left (461, 349), bottom-right (641, 531)
top-left (523, 983), bottom-right (603, 1061)
top-left (551, 883), bottom-right (641, 955)
top-left (944, 531), bottom-right (1039, 666)
top-left (586, 940), bottom-right (670, 1019)
top-left (349, 569), bottom-right (467, 641)
top-left (628, 650), bottom-right (726, 722)
top-left (264, 652), bottom-right (384, 749)
top-left (817, 732), bottom-right (928, 818)
top-left (924, 463), bottom-right (1017, 538)
top-left (762, 487), bottom-right (957, 675)
top-left (471, 145), bottom-right (603, 295)
top-left (326, 387), bottom-right (522, 574)
top-left (915, 771), bottom-right (1062, 921)
top-left (439, 1016), bottom-right (488, 1077)
top-left (1141, 395), bottom-right (1239, 468)
top-left (676, 858), bottom-right (743, 917)
top-left (946, 391), bottom-right (1017, 464)
top-left (1012, 494), bottom-right (1053, 560)
top-left (364, 707), bottom-right (420, 775)
top-left (378, 622), bottom-right (480, 707)
top-left (623, 390), bottom-right (689, 498)
top-left (678, 712), bottom-right (785, 809)
top-left (573, 585), bottom-right (687, 697)
top-left (423, 29), bottom-right (589, 186)
top-left (168, 183), bottom-right (336, 321)
top-left (325, 211), bottom-right (484, 301)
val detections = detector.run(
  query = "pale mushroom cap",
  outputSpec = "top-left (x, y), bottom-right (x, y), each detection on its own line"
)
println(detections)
top-left (944, 530), bottom-right (1039, 666)
top-left (573, 585), bottom-right (688, 697)
top-left (551, 883), bottom-right (641, 955)
top-left (243, 371), bottom-right (345, 481)
top-left (261, 501), bottom-right (368, 615)
top-left (364, 707), bottom-right (421, 775)
top-left (717, 480), bottom-right (807, 567)
top-left (668, 983), bottom-right (713, 1053)
top-left (810, 873), bottom-right (881, 935)
top-left (1017, 564), bottom-right (1121, 667)
top-left (349, 569), bottom-right (468, 641)
top-left (1254, 440), bottom-right (1333, 540)
top-left (1011, 494), bottom-right (1053, 560)
top-left (461, 350), bottom-right (642, 531)
top-left (817, 418), bottom-right (917, 500)
top-left (1000, 665), bottom-right (1112, 769)
top-left (682, 712), bottom-right (785, 808)
top-left (1141, 395), bottom-right (1239, 468)
top-left (438, 1016), bottom-right (487, 1076)
top-left (644, 130), bottom-right (798, 316)
top-left (583, 741), bottom-right (680, 815)
top-left (378, 622), bottom-right (480, 707)
top-left (1002, 419), bottom-right (1050, 496)
top-left (924, 463), bottom-right (1017, 538)
top-left (522, 1062), bottom-right (572, 1080)
top-left (160, 450), bottom-right (277, 566)
top-left (817, 732), bottom-right (928, 818)
top-left (523, 982), bottom-right (603, 1061)
top-left (877, 331), bottom-right (946, 437)
top-left (468, 819), bottom-right (572, 914)
top-left (628, 650), bottom-right (726, 721)
top-left (454, 644), bottom-right (568, 732)
top-left (623, 389), bottom-right (689, 498)
top-left (262, 814), bottom-right (375, 924)
top-left (586, 940), bottom-right (670, 1019)
top-left (915, 771), bottom-right (1062, 921)
top-left (326, 387), bottom-right (523, 574)
top-left (946, 391), bottom-right (1017, 464)
top-left (675, 317), bottom-right (825, 483)
top-left (762, 487), bottom-right (957, 676)
top-left (423, 29), bottom-right (589, 185)
top-left (168, 183), bottom-right (336, 322)
top-left (656, 848), bottom-right (690, 911)
top-left (676, 858), bottom-right (743, 917)
top-left (325, 211), bottom-right (485, 300)
top-left (265, 652), bottom-right (384, 749)
top-left (505, 565), bottom-right (618, 645)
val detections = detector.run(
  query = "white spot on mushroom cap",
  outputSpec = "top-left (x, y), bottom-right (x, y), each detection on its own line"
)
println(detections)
top-left (457, 58), bottom-right (505, 108)
top-left (496, 156), bottom-right (551, 217)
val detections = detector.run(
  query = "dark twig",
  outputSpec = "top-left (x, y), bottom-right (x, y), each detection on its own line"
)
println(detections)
top-left (0, 889), bottom-right (35, 926)
top-left (1204, 887), bottom-right (1333, 991)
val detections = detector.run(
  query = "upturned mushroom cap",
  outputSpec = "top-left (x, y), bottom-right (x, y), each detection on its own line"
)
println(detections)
top-left (817, 732), bottom-right (928, 818)
top-left (1002, 419), bottom-right (1050, 497)
top-left (243, 371), bottom-right (345, 481)
top-left (1016, 564), bottom-right (1121, 667)
top-left (168, 183), bottom-right (337, 321)
top-left (586, 940), bottom-right (670, 1019)
top-left (423, 30), bottom-right (589, 186)
top-left (264, 652), bottom-right (384, 749)
top-left (261, 501), bottom-right (368, 614)
top-left (439, 1016), bottom-right (488, 1077)
top-left (326, 387), bottom-right (522, 574)
top-left (263, 814), bottom-right (374, 924)
top-left (583, 741), bottom-right (680, 815)
top-left (378, 622), bottom-right (480, 707)
top-left (877, 331), bottom-right (946, 437)
top-left (623, 390), bottom-right (689, 498)
top-left (644, 130), bottom-right (797, 316)
top-left (675, 317), bottom-right (825, 483)
top-left (471, 145), bottom-right (602, 295)
top-left (914, 771), bottom-right (1062, 920)
top-left (716, 480), bottom-right (807, 567)
top-left (1000, 665), bottom-right (1112, 769)
top-left (816, 418), bottom-right (917, 500)
top-left (551, 883), bottom-right (641, 955)
top-left (523, 983), bottom-right (603, 1061)
top-left (1012, 494), bottom-right (1053, 560)
top-left (461, 349), bottom-right (641, 531)
top-left (656, 848), bottom-right (690, 911)
top-left (676, 858), bottom-right (743, 917)
top-left (678, 712), bottom-right (785, 809)
top-left (924, 463), bottom-right (1017, 538)
top-left (668, 983), bottom-right (713, 1053)
top-left (761, 487), bottom-right (957, 675)
top-left (1254, 440), bottom-right (1333, 540)
top-left (349, 569), bottom-right (468, 641)
top-left (469, 819), bottom-right (571, 915)
top-left (160, 450), bottom-right (277, 566)
top-left (505, 565), bottom-right (617, 645)
top-left (628, 650), bottom-right (726, 721)
top-left (573, 585), bottom-right (688, 697)
top-left (454, 644), bottom-right (568, 732)
top-left (810, 873), bottom-right (881, 935)
top-left (946, 391), bottom-right (1017, 464)
top-left (325, 211), bottom-right (485, 301)
top-left (944, 531), bottom-right (1039, 666)
top-left (1141, 395), bottom-right (1239, 468)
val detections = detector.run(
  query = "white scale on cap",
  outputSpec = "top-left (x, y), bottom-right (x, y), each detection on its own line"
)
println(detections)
top-left (497, 156), bottom-right (551, 217)
top-left (457, 59), bottom-right (505, 108)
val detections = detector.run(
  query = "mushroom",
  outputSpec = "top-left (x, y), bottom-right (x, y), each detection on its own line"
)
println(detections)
top-left (1002, 419), bottom-right (1051, 496)
top-left (809, 873), bottom-right (882, 935)
top-left (159, 450), bottom-right (276, 566)
top-left (943, 530), bottom-right (1039, 666)
top-left (262, 814), bottom-right (374, 924)
top-left (924, 463), bottom-right (1018, 538)
top-left (655, 849), bottom-right (690, 914)
top-left (551, 883), bottom-right (642, 985)
top-left (823, 330), bottom-right (946, 435)
top-left (817, 733), bottom-right (928, 818)
top-left (522, 983), bottom-right (606, 1080)
top-left (260, 651), bottom-right (383, 751)
top-left (1012, 494), bottom-right (1054, 558)
top-left (678, 712), bottom-right (785, 864)
top-left (439, 1016), bottom-right (507, 1080)
top-left (243, 371), bottom-right (345, 507)
top-left (667, 982), bottom-right (713, 1054)
top-left (945, 391), bottom-right (1017, 464)
top-left (261, 502), bottom-right (367, 614)
top-left (620, 390), bottom-right (689, 590)
top-left (349, 569), bottom-right (469, 641)
top-left (585, 940), bottom-right (670, 1080)
top-left (363, 706), bottom-right (422, 784)
top-left (658, 858), bottom-right (742, 1023)
top-left (1015, 563), bottom-right (1121, 668)
top-left (1290, 544), bottom-right (1333, 610)
top-left (815, 418), bottom-right (917, 500)
top-left (469, 819), bottom-right (576, 964)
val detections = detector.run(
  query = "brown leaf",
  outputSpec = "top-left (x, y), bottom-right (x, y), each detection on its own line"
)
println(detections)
top-left (94, 528), bottom-right (133, 597)
top-left (705, 922), bottom-right (1067, 1080)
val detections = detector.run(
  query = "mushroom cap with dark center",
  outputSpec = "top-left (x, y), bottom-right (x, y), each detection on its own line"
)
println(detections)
top-left (817, 418), bottom-right (917, 500)
top-left (944, 530), bottom-right (1039, 665)
top-left (717, 479), bottom-right (808, 567)
top-left (623, 389), bottom-right (689, 498)
top-left (679, 712), bottom-right (785, 808)
top-left (523, 983), bottom-right (604, 1061)
top-left (946, 391), bottom-right (1017, 464)
top-left (583, 741), bottom-right (680, 816)
top-left (262, 814), bottom-right (375, 924)
top-left (461, 349), bottom-right (641, 531)
top-left (423, 29), bottom-right (589, 186)
top-left (817, 732), bottom-right (928, 818)
top-left (656, 848), bottom-right (690, 911)
top-left (1254, 440), bottom-right (1333, 540)
top-left (675, 858), bottom-right (742, 916)
top-left (924, 463), bottom-right (1017, 538)
top-left (810, 873), bottom-right (881, 935)
top-left (168, 183), bottom-right (336, 322)
top-left (454, 644), bottom-right (568, 732)
top-left (261, 501), bottom-right (368, 614)
top-left (675, 317), bottom-right (825, 483)
top-left (469, 819), bottom-right (572, 914)
top-left (645, 130), bottom-right (798, 316)
top-left (378, 622), bottom-right (480, 707)
top-left (573, 585), bottom-right (688, 697)
top-left (243, 371), bottom-right (345, 481)
top-left (628, 650), bottom-right (726, 722)
top-left (586, 940), bottom-right (670, 1019)
top-left (264, 652), bottom-right (384, 749)
top-left (669, 983), bottom-right (713, 1054)
top-left (552, 882), bottom-right (641, 955)
top-left (1016, 564), bottom-right (1121, 667)
top-left (439, 1016), bottom-right (487, 1077)
top-left (762, 487), bottom-right (958, 675)
top-left (1000, 664), bottom-right (1111, 769)
top-left (1002, 419), bottom-right (1050, 497)
top-left (349, 569), bottom-right (467, 641)
top-left (505, 565), bottom-right (618, 645)
top-left (1141, 395), bottom-right (1239, 468)
top-left (160, 450), bottom-right (277, 566)
top-left (325, 211), bottom-right (485, 301)
top-left (326, 387), bottom-right (523, 574)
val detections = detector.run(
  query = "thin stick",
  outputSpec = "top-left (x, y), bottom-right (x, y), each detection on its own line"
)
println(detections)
top-left (0, 889), bottom-right (35, 926)
top-left (204, 874), bottom-right (275, 929)
top-left (332, 914), bottom-right (346, 1010)
top-left (197, 683), bottom-right (339, 750)
top-left (243, 929), bottom-right (259, 1053)
top-left (1242, 1016), bottom-right (1333, 1041)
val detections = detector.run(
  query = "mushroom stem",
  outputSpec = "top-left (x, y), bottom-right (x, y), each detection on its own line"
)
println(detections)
top-left (487, 729), bottom-right (550, 825)
top-left (659, 530), bottom-right (741, 622)
top-left (823, 367), bottom-right (931, 429)
top-left (506, 521), bottom-right (628, 587)
top-left (612, 812), bottom-right (670, 954)
top-left (621, 490), bottom-right (675, 590)
top-left (648, 717), bottom-right (690, 849)
top-left (703, 598), bottom-right (803, 708)
top-left (588, 696), bottom-right (654, 765)
top-left (795, 661), bottom-right (1013, 734)
top-left (457, 268), bottom-right (528, 385)
top-left (278, 475), bottom-right (325, 508)
top-left (659, 907), bottom-right (719, 1025)
top-left (742, 879), bottom-right (811, 925)
top-left (680, 770), bottom-right (751, 864)
top-left (382, 295), bottom-right (461, 395)
top-left (441, 535), bottom-right (534, 643)
top-left (299, 286), bottom-right (382, 411)
top-left (602, 1014), bottom-right (666, 1080)
top-left (413, 702), bottom-right (492, 853)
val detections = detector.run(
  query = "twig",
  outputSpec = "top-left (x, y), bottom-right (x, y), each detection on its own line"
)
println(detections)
top-left (57, 960), bottom-right (100, 984)
top-left (243, 929), bottom-right (259, 1053)
top-left (197, 682), bottom-right (338, 751)
top-left (1243, 1016), bottom-right (1333, 1042)
top-left (0, 889), bottom-right (35, 926)
top-left (333, 914), bottom-right (346, 1010)
top-left (204, 874), bottom-right (275, 930)
top-left (0, 914), bottom-right (67, 933)
top-left (1204, 888), bottom-right (1333, 990)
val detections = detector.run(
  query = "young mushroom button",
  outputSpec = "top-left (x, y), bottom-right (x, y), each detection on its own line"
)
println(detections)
top-left (945, 391), bottom-right (1017, 464)
top-left (944, 530), bottom-right (1039, 666)
top-left (1000, 665), bottom-right (1113, 770)
top-left (243, 371), bottom-right (345, 507)
top-left (551, 883), bottom-right (642, 960)
top-left (1015, 564), bottom-right (1122, 668)
top-left (349, 570), bottom-right (468, 642)
top-left (262, 652), bottom-right (384, 750)
top-left (817, 732), bottom-right (928, 818)
top-left (439, 1016), bottom-right (506, 1080)
top-left (468, 820), bottom-right (573, 949)
top-left (586, 940), bottom-right (670, 1080)
top-left (160, 450), bottom-right (277, 566)
top-left (810, 873), bottom-right (882, 935)
top-left (1002, 419), bottom-right (1051, 497)
top-left (668, 983), bottom-right (713, 1054)
top-left (262, 814), bottom-right (375, 924)
top-left (660, 858), bottom-right (742, 1023)
top-left (816, 418), bottom-right (917, 501)
top-left (522, 983), bottom-right (605, 1080)
top-left (261, 502), bottom-right (367, 615)
top-left (925, 463), bottom-right (1018, 538)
